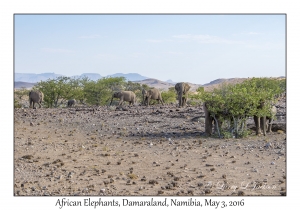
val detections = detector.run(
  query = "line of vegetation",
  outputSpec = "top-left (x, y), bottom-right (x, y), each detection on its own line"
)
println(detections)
top-left (14, 76), bottom-right (180, 108)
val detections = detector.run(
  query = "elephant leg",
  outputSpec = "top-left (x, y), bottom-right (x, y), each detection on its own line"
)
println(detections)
top-left (110, 98), bottom-right (114, 106)
top-left (158, 99), bottom-right (164, 105)
top-left (160, 99), bottom-right (164, 105)
top-left (267, 118), bottom-right (273, 133)
top-left (146, 97), bottom-right (150, 106)
top-left (118, 96), bottom-right (124, 106)
top-left (212, 115), bottom-right (222, 136)
top-left (261, 116), bottom-right (266, 136)
top-left (182, 97), bottom-right (187, 107)
top-left (254, 116), bottom-right (261, 135)
top-left (178, 96), bottom-right (182, 107)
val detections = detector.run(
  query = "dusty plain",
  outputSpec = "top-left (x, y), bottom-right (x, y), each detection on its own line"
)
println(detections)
top-left (14, 98), bottom-right (286, 196)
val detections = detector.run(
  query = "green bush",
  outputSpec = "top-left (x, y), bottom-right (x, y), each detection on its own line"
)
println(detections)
top-left (161, 87), bottom-right (177, 104)
top-left (200, 77), bottom-right (285, 138)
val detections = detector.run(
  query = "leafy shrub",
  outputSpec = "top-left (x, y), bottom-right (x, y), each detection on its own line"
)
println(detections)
top-left (200, 78), bottom-right (285, 138)
top-left (161, 87), bottom-right (177, 104)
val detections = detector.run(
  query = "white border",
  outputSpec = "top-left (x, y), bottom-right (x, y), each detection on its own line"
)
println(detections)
top-left (3, 1), bottom-right (297, 209)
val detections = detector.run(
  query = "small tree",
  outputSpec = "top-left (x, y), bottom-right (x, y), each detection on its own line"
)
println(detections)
top-left (83, 77), bottom-right (126, 106)
top-left (161, 87), bottom-right (177, 104)
top-left (200, 77), bottom-right (285, 138)
top-left (34, 76), bottom-right (75, 108)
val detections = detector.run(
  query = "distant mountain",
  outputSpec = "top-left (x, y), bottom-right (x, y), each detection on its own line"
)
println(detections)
top-left (203, 78), bottom-right (252, 86)
top-left (14, 81), bottom-right (36, 89)
top-left (72, 73), bottom-right (102, 81)
top-left (15, 73), bottom-right (63, 83)
top-left (166, 79), bottom-right (176, 84)
top-left (15, 72), bottom-right (148, 82)
top-left (135, 78), bottom-right (174, 91)
top-left (135, 78), bottom-right (201, 91)
top-left (107, 73), bottom-right (148, 81)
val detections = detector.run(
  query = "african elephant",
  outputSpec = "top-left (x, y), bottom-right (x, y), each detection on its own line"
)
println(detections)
top-left (144, 88), bottom-right (164, 106)
top-left (254, 105), bottom-right (277, 135)
top-left (110, 91), bottom-right (136, 106)
top-left (175, 82), bottom-right (191, 107)
top-left (203, 102), bottom-right (222, 136)
top-left (67, 99), bottom-right (76, 107)
top-left (29, 90), bottom-right (44, 109)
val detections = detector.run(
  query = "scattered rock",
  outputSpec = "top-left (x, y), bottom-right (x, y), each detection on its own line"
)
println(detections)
top-left (22, 155), bottom-right (33, 159)
top-left (238, 191), bottom-right (245, 196)
top-left (158, 190), bottom-right (164, 195)
top-left (205, 189), bottom-right (211, 194)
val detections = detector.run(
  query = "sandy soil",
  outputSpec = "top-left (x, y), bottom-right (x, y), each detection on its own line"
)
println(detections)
top-left (14, 101), bottom-right (286, 196)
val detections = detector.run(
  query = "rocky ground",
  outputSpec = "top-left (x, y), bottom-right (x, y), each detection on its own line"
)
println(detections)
top-left (14, 98), bottom-right (286, 196)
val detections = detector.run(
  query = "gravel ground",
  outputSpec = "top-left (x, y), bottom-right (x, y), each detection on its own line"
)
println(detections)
top-left (14, 98), bottom-right (286, 196)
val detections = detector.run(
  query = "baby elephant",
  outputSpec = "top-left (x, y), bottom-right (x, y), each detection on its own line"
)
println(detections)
top-left (67, 99), bottom-right (76, 107)
top-left (143, 88), bottom-right (164, 106)
top-left (29, 90), bottom-right (44, 109)
top-left (110, 91), bottom-right (136, 106)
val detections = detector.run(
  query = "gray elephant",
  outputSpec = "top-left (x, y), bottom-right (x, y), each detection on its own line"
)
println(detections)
top-left (110, 91), bottom-right (136, 106)
top-left (203, 102), bottom-right (222, 136)
top-left (67, 99), bottom-right (76, 107)
top-left (254, 105), bottom-right (277, 136)
top-left (143, 88), bottom-right (164, 106)
top-left (29, 90), bottom-right (44, 109)
top-left (175, 82), bottom-right (191, 107)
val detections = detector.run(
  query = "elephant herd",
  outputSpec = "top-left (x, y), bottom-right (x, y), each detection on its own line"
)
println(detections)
top-left (109, 82), bottom-right (190, 107)
top-left (28, 82), bottom-right (191, 109)
top-left (109, 88), bottom-right (164, 106)
top-left (27, 82), bottom-right (277, 136)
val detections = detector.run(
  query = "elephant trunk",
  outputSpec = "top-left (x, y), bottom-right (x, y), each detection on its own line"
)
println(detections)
top-left (179, 88), bottom-right (183, 107)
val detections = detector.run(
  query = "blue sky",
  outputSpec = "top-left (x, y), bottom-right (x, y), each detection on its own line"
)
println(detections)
top-left (15, 14), bottom-right (285, 84)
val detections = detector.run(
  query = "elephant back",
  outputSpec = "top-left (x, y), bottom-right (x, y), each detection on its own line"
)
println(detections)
top-left (29, 90), bottom-right (43, 102)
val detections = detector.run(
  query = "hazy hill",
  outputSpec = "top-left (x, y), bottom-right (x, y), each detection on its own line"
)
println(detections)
top-left (15, 73), bottom-right (63, 83)
top-left (166, 79), bottom-right (176, 84)
top-left (202, 78), bottom-right (248, 91)
top-left (203, 78), bottom-right (246, 86)
top-left (74, 73), bottom-right (102, 81)
top-left (14, 72), bottom-right (285, 92)
top-left (135, 78), bottom-right (202, 91)
top-left (107, 73), bottom-right (148, 81)
top-left (13, 77), bottom-right (245, 91)
top-left (15, 72), bottom-right (148, 82)
top-left (14, 81), bottom-right (36, 89)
